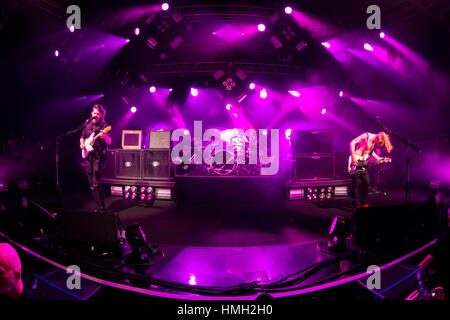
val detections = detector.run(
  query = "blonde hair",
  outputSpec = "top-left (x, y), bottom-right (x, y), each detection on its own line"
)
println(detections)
top-left (377, 132), bottom-right (393, 153)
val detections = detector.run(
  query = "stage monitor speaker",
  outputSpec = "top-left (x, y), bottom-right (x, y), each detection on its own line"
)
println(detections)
top-left (122, 130), bottom-right (142, 149)
top-left (115, 150), bottom-right (141, 178)
top-left (56, 210), bottom-right (120, 252)
top-left (295, 156), bottom-right (334, 179)
top-left (293, 130), bottom-right (333, 155)
top-left (353, 205), bottom-right (408, 252)
top-left (103, 149), bottom-right (116, 178)
top-left (149, 130), bottom-right (171, 149)
top-left (142, 149), bottom-right (172, 179)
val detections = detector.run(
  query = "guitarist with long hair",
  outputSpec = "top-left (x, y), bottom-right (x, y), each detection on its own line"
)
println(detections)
top-left (80, 104), bottom-right (111, 212)
top-left (349, 131), bottom-right (393, 209)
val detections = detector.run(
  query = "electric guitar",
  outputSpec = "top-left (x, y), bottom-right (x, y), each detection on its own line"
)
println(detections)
top-left (348, 154), bottom-right (391, 174)
top-left (81, 126), bottom-right (111, 159)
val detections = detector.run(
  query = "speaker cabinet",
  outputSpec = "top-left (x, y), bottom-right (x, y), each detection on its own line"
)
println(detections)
top-left (292, 130), bottom-right (333, 155)
top-left (335, 151), bottom-right (350, 179)
top-left (56, 210), bottom-right (120, 252)
top-left (142, 149), bottom-right (172, 179)
top-left (103, 149), bottom-right (116, 178)
top-left (295, 156), bottom-right (334, 179)
top-left (149, 130), bottom-right (171, 149)
top-left (115, 150), bottom-right (141, 178)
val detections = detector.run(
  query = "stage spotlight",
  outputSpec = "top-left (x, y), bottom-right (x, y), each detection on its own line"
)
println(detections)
top-left (162, 3), bottom-right (169, 11)
top-left (69, 25), bottom-right (75, 32)
top-left (321, 42), bottom-right (331, 49)
top-left (249, 83), bottom-right (256, 90)
top-left (131, 192), bottom-right (137, 200)
top-left (125, 224), bottom-right (162, 264)
top-left (328, 216), bottom-right (351, 252)
top-left (226, 103), bottom-right (232, 111)
top-left (288, 90), bottom-right (300, 97)
top-left (124, 192), bottom-right (131, 200)
top-left (284, 7), bottom-right (293, 15)
top-left (259, 89), bottom-right (268, 99)
top-left (149, 86), bottom-right (156, 93)
top-left (257, 24), bottom-right (266, 32)
top-left (54, 50), bottom-right (59, 57)
top-left (321, 108), bottom-right (327, 115)
top-left (364, 43), bottom-right (374, 51)
top-left (233, 113), bottom-right (238, 118)
top-left (140, 186), bottom-right (146, 194)
top-left (134, 28), bottom-right (140, 36)
top-left (189, 275), bottom-right (197, 286)
top-left (184, 129), bottom-right (190, 135)
top-left (140, 193), bottom-right (146, 201)
top-left (130, 186), bottom-right (137, 193)
top-left (339, 90), bottom-right (344, 97)
top-left (190, 88), bottom-right (198, 97)
top-left (285, 129), bottom-right (292, 140)
top-left (146, 187), bottom-right (153, 194)
top-left (379, 32), bottom-right (385, 39)
top-left (307, 188), bottom-right (313, 194)
top-left (126, 39), bottom-right (130, 43)
top-left (262, 129), bottom-right (268, 136)
top-left (146, 193), bottom-right (154, 202)
top-left (319, 193), bottom-right (326, 199)
top-left (131, 106), bottom-right (137, 113)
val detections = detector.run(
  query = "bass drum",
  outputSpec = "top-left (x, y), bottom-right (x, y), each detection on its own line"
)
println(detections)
top-left (208, 150), bottom-right (236, 175)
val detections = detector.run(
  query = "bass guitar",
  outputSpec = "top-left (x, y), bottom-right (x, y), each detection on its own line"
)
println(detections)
top-left (348, 154), bottom-right (391, 174)
top-left (82, 126), bottom-right (111, 159)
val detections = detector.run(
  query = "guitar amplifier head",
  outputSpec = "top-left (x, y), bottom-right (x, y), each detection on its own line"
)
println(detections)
top-left (149, 130), bottom-right (172, 149)
top-left (122, 130), bottom-right (142, 150)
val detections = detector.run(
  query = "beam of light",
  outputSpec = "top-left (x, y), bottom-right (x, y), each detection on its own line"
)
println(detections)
top-left (285, 7), bottom-right (293, 15)
top-left (364, 43), bottom-right (374, 51)
top-left (288, 90), bottom-right (301, 97)
top-left (131, 106), bottom-right (137, 113)
top-left (257, 24), bottom-right (266, 32)
top-left (249, 83), bottom-right (256, 90)
top-left (379, 32), bottom-right (385, 39)
top-left (321, 42), bottom-right (331, 49)
top-left (162, 3), bottom-right (169, 11)
top-left (149, 86), bottom-right (156, 93)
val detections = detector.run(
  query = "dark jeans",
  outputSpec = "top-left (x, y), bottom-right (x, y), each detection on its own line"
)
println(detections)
top-left (84, 157), bottom-right (106, 210)
top-left (351, 171), bottom-right (369, 208)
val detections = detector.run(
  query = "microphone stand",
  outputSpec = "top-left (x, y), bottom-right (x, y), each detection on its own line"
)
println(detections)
top-left (373, 118), bottom-right (420, 205)
top-left (55, 122), bottom-right (87, 209)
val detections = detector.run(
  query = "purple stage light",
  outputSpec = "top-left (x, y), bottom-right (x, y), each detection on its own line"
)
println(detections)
top-left (69, 25), bottom-right (75, 32)
top-left (54, 50), bottom-right (59, 57)
top-left (379, 32), bottom-right (385, 39)
top-left (190, 88), bottom-right (199, 97)
top-left (288, 90), bottom-right (300, 97)
top-left (233, 113), bottom-right (238, 118)
top-left (364, 43), bottom-right (374, 51)
top-left (189, 275), bottom-right (197, 286)
top-left (285, 129), bottom-right (292, 140)
top-left (131, 106), bottom-right (137, 113)
top-left (249, 83), bottom-right (256, 90)
top-left (126, 39), bottom-right (130, 43)
top-left (149, 86), bottom-right (156, 93)
top-left (321, 42), bottom-right (331, 49)
top-left (285, 7), bottom-right (293, 15)
top-left (162, 3), bottom-right (169, 11)
top-left (259, 89), bottom-right (268, 99)
top-left (226, 103), bottom-right (232, 111)
top-left (262, 129), bottom-right (268, 136)
top-left (183, 129), bottom-right (190, 135)
top-left (134, 28), bottom-right (140, 36)
top-left (257, 24), bottom-right (266, 32)
top-left (339, 90), bottom-right (343, 97)
top-left (321, 108), bottom-right (327, 115)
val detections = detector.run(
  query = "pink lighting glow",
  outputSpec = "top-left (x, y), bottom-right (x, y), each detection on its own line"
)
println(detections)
top-left (321, 108), bottom-right (327, 115)
top-left (321, 42), bottom-right (331, 49)
top-left (226, 103), bottom-right (232, 111)
top-left (285, 7), bottom-right (293, 15)
top-left (149, 86), bottom-right (156, 93)
top-left (183, 129), bottom-right (190, 135)
top-left (379, 32), bottom-right (385, 39)
top-left (131, 106), bottom-right (137, 113)
top-left (54, 50), bottom-right (59, 57)
top-left (134, 28), bottom-right (140, 36)
top-left (162, 3), bottom-right (169, 11)
top-left (69, 25), bottom-right (75, 32)
top-left (189, 275), bottom-right (197, 286)
top-left (233, 113), bottom-right (238, 118)
top-left (364, 43), bottom-right (374, 51)
top-left (339, 90), bottom-right (343, 97)
top-left (190, 88), bottom-right (199, 97)
top-left (249, 83), bottom-right (256, 90)
top-left (262, 129), bottom-right (268, 136)
top-left (259, 89), bottom-right (268, 99)
top-left (257, 24), bottom-right (266, 32)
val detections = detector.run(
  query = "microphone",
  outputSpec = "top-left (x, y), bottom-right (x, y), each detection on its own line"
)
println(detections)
top-left (84, 116), bottom-right (95, 124)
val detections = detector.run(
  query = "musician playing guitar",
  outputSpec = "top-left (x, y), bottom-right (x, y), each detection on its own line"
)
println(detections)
top-left (80, 104), bottom-right (111, 212)
top-left (349, 131), bottom-right (393, 209)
